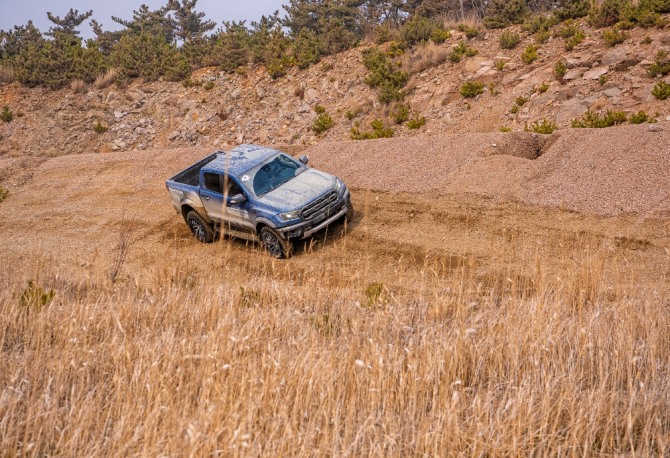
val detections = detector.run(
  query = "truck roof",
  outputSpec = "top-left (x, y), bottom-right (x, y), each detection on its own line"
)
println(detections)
top-left (206, 144), bottom-right (279, 176)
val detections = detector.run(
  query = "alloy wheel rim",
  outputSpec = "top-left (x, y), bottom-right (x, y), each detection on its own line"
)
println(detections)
top-left (190, 219), bottom-right (204, 240)
top-left (263, 232), bottom-right (282, 257)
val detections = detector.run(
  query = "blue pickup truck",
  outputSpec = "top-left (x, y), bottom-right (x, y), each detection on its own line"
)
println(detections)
top-left (166, 144), bottom-right (353, 258)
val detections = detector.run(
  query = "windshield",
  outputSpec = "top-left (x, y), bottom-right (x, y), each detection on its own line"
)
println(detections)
top-left (240, 154), bottom-right (304, 197)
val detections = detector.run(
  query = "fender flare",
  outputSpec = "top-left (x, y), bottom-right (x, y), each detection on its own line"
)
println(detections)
top-left (180, 198), bottom-right (213, 225)
top-left (254, 217), bottom-right (276, 234)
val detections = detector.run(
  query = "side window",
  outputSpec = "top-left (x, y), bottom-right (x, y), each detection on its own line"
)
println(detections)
top-left (228, 180), bottom-right (243, 196)
top-left (203, 172), bottom-right (222, 194)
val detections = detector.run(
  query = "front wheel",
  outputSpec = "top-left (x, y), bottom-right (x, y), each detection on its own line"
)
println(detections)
top-left (260, 226), bottom-right (293, 259)
top-left (186, 210), bottom-right (215, 243)
top-left (345, 201), bottom-right (354, 224)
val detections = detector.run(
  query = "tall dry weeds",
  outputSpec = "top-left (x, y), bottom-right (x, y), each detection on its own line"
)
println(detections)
top-left (0, 222), bottom-right (668, 456)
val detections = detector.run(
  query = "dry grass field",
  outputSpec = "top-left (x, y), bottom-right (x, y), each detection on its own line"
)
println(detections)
top-left (1, 138), bottom-right (669, 456)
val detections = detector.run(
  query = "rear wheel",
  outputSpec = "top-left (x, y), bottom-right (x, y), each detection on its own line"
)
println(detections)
top-left (260, 226), bottom-right (293, 259)
top-left (186, 210), bottom-right (215, 243)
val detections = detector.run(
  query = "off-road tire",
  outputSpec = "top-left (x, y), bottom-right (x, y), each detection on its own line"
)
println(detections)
top-left (260, 226), bottom-right (294, 259)
top-left (345, 201), bottom-right (354, 224)
top-left (186, 210), bottom-right (215, 243)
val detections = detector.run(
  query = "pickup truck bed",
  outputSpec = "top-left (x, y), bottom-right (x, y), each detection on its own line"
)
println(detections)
top-left (169, 153), bottom-right (218, 186)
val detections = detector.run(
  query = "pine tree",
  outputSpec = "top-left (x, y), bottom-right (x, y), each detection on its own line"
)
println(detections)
top-left (167, 0), bottom-right (216, 43)
top-left (45, 9), bottom-right (92, 38)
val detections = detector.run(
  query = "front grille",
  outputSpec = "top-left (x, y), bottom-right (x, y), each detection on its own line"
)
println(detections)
top-left (301, 191), bottom-right (338, 220)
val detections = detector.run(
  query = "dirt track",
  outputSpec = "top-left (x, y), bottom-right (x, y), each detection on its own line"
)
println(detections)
top-left (1, 127), bottom-right (669, 296)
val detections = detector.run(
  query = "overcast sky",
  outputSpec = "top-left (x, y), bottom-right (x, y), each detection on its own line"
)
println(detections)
top-left (0, 0), bottom-right (287, 37)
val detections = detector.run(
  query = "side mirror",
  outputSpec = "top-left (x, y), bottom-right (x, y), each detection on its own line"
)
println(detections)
top-left (299, 155), bottom-right (309, 165)
top-left (229, 193), bottom-right (246, 205)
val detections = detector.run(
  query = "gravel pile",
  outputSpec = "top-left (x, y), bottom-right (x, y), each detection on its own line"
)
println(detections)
top-left (306, 124), bottom-right (670, 217)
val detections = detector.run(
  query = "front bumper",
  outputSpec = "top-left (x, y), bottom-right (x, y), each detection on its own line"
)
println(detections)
top-left (277, 190), bottom-right (350, 240)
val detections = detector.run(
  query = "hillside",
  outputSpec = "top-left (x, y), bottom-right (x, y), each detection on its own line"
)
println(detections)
top-left (1, 19), bottom-right (670, 162)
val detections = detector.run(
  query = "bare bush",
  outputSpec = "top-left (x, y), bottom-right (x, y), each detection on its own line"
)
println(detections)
top-left (0, 65), bottom-right (15, 84)
top-left (94, 68), bottom-right (118, 89)
top-left (70, 79), bottom-right (87, 93)
top-left (404, 43), bottom-right (450, 75)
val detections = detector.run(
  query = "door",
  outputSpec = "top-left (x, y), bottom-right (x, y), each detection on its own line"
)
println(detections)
top-left (200, 172), bottom-right (225, 221)
top-left (221, 175), bottom-right (253, 231)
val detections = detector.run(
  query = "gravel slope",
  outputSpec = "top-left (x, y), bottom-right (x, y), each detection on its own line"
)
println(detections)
top-left (306, 124), bottom-right (670, 217)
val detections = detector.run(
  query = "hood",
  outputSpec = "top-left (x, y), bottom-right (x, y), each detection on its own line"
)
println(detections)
top-left (257, 169), bottom-right (336, 210)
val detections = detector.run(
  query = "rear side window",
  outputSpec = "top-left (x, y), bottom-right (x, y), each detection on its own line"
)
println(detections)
top-left (203, 173), bottom-right (222, 194)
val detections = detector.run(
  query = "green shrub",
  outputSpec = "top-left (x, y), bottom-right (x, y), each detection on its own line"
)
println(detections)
top-left (483, 0), bottom-right (529, 29)
top-left (460, 81), bottom-right (485, 98)
top-left (557, 21), bottom-right (580, 38)
top-left (182, 78), bottom-right (202, 88)
top-left (350, 119), bottom-right (395, 139)
top-left (615, 19), bottom-right (635, 30)
top-left (628, 110), bottom-right (651, 124)
top-left (510, 104), bottom-right (520, 114)
top-left (387, 41), bottom-right (405, 58)
top-left (314, 104), bottom-right (326, 115)
top-left (392, 103), bottom-right (410, 124)
top-left (516, 95), bottom-right (528, 106)
top-left (362, 47), bottom-right (408, 104)
top-left (500, 126), bottom-right (512, 132)
top-left (293, 29), bottom-right (321, 69)
top-left (589, 0), bottom-right (627, 28)
top-left (642, 35), bottom-right (653, 44)
top-left (449, 41), bottom-right (478, 63)
top-left (407, 115), bottom-right (427, 129)
top-left (537, 82), bottom-right (550, 93)
top-left (535, 30), bottom-right (551, 44)
top-left (647, 50), bottom-right (670, 77)
top-left (20, 280), bottom-right (55, 309)
top-left (374, 22), bottom-right (399, 45)
top-left (499, 31), bottom-right (521, 49)
top-left (521, 45), bottom-right (539, 64)
top-left (110, 30), bottom-right (189, 82)
top-left (345, 110), bottom-right (358, 121)
top-left (457, 24), bottom-right (480, 39)
top-left (529, 119), bottom-right (557, 134)
top-left (522, 14), bottom-right (558, 34)
top-left (0, 187), bottom-right (8, 202)
top-left (571, 110), bottom-right (627, 128)
top-left (495, 60), bottom-right (506, 71)
top-left (554, 0), bottom-right (590, 21)
top-left (203, 81), bottom-right (214, 90)
top-left (93, 119), bottom-right (108, 133)
top-left (602, 27), bottom-right (626, 46)
top-left (554, 60), bottom-right (568, 79)
top-left (312, 112), bottom-right (334, 134)
top-left (401, 15), bottom-right (436, 47)
top-left (564, 29), bottom-right (585, 50)
top-left (1, 106), bottom-right (13, 123)
top-left (267, 59), bottom-right (290, 79)
top-left (598, 75), bottom-right (608, 85)
top-left (430, 28), bottom-right (451, 44)
top-left (652, 81), bottom-right (670, 100)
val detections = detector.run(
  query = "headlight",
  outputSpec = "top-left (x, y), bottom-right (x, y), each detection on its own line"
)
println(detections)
top-left (335, 179), bottom-right (344, 194)
top-left (279, 210), bottom-right (301, 221)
